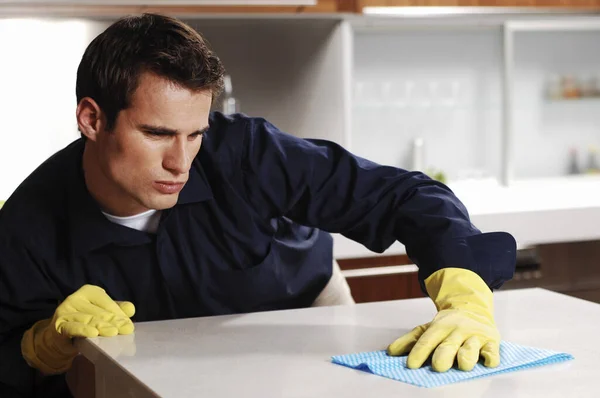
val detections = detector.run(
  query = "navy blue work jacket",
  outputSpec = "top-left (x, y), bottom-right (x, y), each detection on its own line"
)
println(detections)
top-left (0, 112), bottom-right (516, 397)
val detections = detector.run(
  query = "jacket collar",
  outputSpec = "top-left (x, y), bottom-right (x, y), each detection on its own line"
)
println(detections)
top-left (67, 141), bottom-right (213, 256)
top-left (176, 158), bottom-right (213, 205)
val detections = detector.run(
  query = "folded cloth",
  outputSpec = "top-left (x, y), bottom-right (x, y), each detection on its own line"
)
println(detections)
top-left (331, 341), bottom-right (573, 388)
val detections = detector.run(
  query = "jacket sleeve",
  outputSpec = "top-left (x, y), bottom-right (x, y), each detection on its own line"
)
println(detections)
top-left (237, 116), bottom-right (516, 289)
top-left (0, 236), bottom-right (59, 397)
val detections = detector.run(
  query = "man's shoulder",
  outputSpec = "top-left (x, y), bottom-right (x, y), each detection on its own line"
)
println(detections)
top-left (201, 112), bottom-right (256, 160)
top-left (204, 111), bottom-right (295, 157)
top-left (0, 139), bottom-right (83, 241)
top-left (206, 111), bottom-right (250, 143)
top-left (208, 111), bottom-right (253, 130)
top-left (206, 111), bottom-right (279, 142)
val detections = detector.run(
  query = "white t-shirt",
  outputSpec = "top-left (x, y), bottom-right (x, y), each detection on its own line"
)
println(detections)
top-left (102, 209), bottom-right (162, 234)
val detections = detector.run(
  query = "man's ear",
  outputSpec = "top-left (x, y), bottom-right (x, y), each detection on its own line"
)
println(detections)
top-left (76, 97), bottom-right (105, 142)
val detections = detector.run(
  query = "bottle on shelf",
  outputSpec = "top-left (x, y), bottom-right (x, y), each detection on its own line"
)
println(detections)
top-left (568, 148), bottom-right (580, 175)
top-left (221, 75), bottom-right (240, 115)
top-left (411, 137), bottom-right (424, 171)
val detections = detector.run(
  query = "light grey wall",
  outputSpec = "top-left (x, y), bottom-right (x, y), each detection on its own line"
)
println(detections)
top-left (186, 18), bottom-right (347, 142)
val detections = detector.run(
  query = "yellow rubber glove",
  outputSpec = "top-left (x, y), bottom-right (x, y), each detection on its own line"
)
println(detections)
top-left (387, 268), bottom-right (500, 372)
top-left (21, 284), bottom-right (135, 375)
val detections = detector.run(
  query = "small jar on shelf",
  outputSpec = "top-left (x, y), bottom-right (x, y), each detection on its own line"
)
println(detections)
top-left (561, 75), bottom-right (581, 99)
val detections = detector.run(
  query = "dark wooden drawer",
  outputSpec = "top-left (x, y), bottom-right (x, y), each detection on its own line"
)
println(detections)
top-left (338, 254), bottom-right (425, 303)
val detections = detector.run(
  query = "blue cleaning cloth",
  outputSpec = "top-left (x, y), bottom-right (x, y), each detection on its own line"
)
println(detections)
top-left (331, 341), bottom-right (573, 388)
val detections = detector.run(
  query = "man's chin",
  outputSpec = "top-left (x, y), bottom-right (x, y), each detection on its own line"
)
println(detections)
top-left (146, 195), bottom-right (179, 211)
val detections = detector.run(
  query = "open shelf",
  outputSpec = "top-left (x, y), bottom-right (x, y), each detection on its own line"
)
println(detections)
top-left (545, 96), bottom-right (600, 103)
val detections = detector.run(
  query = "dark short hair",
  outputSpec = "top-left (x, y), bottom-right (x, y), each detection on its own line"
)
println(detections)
top-left (76, 13), bottom-right (225, 131)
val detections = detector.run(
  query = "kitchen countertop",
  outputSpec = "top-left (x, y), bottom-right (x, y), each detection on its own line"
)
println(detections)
top-left (78, 288), bottom-right (600, 398)
top-left (333, 175), bottom-right (600, 259)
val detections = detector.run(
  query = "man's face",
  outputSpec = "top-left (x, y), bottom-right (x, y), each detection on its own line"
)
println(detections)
top-left (93, 72), bottom-right (212, 215)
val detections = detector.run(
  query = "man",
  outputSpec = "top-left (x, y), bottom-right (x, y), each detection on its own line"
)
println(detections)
top-left (0, 13), bottom-right (516, 398)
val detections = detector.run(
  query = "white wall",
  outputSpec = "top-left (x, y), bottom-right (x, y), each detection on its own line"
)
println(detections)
top-left (351, 27), bottom-right (600, 181)
top-left (0, 18), bottom-right (109, 200)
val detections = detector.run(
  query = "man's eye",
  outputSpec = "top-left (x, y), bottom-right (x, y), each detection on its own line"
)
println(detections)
top-left (144, 131), bottom-right (162, 136)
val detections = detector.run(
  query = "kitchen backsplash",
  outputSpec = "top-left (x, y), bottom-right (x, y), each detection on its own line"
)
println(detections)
top-left (351, 28), bottom-right (600, 181)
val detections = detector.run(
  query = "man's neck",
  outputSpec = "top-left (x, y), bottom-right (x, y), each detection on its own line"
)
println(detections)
top-left (82, 142), bottom-right (148, 217)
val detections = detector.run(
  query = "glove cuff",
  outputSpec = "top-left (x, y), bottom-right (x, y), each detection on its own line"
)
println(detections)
top-left (424, 267), bottom-right (494, 318)
top-left (21, 318), bottom-right (78, 375)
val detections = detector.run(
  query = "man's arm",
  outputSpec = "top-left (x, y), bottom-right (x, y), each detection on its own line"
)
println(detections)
top-left (235, 115), bottom-right (516, 288)
top-left (232, 114), bottom-right (516, 372)
top-left (0, 236), bottom-right (58, 397)
top-left (0, 233), bottom-right (137, 397)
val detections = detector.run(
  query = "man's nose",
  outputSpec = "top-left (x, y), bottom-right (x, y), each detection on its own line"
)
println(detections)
top-left (163, 139), bottom-right (191, 175)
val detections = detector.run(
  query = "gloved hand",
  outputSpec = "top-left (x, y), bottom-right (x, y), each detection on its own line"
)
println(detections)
top-left (387, 268), bottom-right (500, 372)
top-left (21, 284), bottom-right (135, 375)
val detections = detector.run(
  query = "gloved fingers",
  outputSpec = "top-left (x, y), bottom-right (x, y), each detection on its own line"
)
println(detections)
top-left (386, 323), bottom-right (428, 356)
top-left (112, 316), bottom-right (135, 335)
top-left (72, 285), bottom-right (129, 317)
top-left (56, 318), bottom-right (99, 339)
top-left (88, 313), bottom-right (134, 335)
top-left (406, 324), bottom-right (452, 369)
top-left (116, 301), bottom-right (136, 318)
top-left (57, 312), bottom-right (133, 336)
top-left (69, 297), bottom-right (128, 319)
top-left (65, 300), bottom-right (133, 331)
top-left (431, 330), bottom-right (467, 372)
top-left (88, 293), bottom-right (130, 318)
top-left (481, 341), bottom-right (500, 368)
top-left (87, 317), bottom-right (120, 337)
top-left (63, 285), bottom-right (118, 315)
top-left (457, 336), bottom-right (483, 371)
top-left (62, 286), bottom-right (134, 321)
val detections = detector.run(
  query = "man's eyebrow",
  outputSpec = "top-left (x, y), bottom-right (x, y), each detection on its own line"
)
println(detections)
top-left (138, 124), bottom-right (209, 136)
